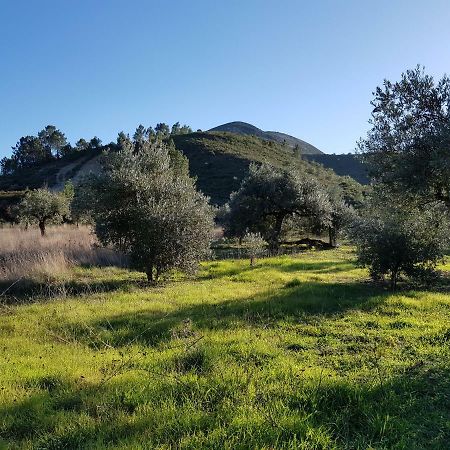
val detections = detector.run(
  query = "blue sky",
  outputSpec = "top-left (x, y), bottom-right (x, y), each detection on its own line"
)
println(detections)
top-left (1, 0), bottom-right (449, 158)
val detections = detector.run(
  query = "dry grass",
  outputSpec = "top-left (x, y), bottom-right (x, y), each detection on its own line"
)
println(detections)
top-left (0, 225), bottom-right (127, 285)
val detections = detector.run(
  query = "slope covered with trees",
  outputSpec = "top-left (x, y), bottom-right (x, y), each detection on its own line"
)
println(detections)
top-left (172, 131), bottom-right (361, 205)
top-left (0, 127), bottom-right (365, 216)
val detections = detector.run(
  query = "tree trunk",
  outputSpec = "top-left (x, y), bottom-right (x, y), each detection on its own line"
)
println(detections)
top-left (390, 269), bottom-right (398, 290)
top-left (269, 214), bottom-right (284, 254)
top-left (328, 226), bottom-right (337, 248)
top-left (146, 265), bottom-right (154, 283)
top-left (39, 221), bottom-right (46, 236)
top-left (250, 256), bottom-right (254, 266)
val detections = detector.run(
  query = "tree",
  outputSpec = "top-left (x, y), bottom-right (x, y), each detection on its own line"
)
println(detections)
top-left (171, 122), bottom-right (181, 135)
top-left (155, 123), bottom-right (170, 138)
top-left (358, 66), bottom-right (450, 208)
top-left (60, 144), bottom-right (74, 158)
top-left (179, 124), bottom-right (192, 134)
top-left (8, 136), bottom-right (52, 170)
top-left (351, 192), bottom-right (449, 289)
top-left (17, 188), bottom-right (70, 236)
top-left (242, 232), bottom-right (267, 266)
top-left (78, 138), bottom-right (214, 282)
top-left (1, 156), bottom-right (18, 175)
top-left (38, 125), bottom-right (68, 159)
top-left (225, 164), bottom-right (331, 251)
top-left (89, 137), bottom-right (102, 149)
top-left (133, 125), bottom-right (149, 144)
top-left (75, 139), bottom-right (89, 152)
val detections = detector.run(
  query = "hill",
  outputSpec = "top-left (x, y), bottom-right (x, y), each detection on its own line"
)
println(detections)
top-left (304, 153), bottom-right (369, 184)
top-left (209, 121), bottom-right (324, 154)
top-left (171, 132), bottom-right (354, 204)
top-left (0, 132), bottom-right (364, 221)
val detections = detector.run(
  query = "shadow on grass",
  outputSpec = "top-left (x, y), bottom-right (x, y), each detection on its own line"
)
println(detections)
top-left (1, 360), bottom-right (448, 449)
top-left (0, 276), bottom-right (145, 305)
top-left (60, 280), bottom-right (387, 349)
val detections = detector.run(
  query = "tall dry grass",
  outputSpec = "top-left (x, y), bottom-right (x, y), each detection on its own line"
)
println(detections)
top-left (0, 225), bottom-right (127, 285)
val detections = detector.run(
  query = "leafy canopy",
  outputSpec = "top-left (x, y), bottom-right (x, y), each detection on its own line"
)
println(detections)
top-left (224, 164), bottom-right (331, 249)
top-left (359, 66), bottom-right (450, 207)
top-left (351, 189), bottom-right (449, 289)
top-left (17, 188), bottom-right (70, 235)
top-left (78, 136), bottom-right (214, 281)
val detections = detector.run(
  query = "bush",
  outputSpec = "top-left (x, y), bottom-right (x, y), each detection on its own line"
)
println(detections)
top-left (242, 232), bottom-right (267, 266)
top-left (351, 202), bottom-right (449, 289)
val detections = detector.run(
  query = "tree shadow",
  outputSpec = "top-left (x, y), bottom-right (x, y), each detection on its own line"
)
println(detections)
top-left (0, 276), bottom-right (145, 305)
top-left (60, 280), bottom-right (387, 349)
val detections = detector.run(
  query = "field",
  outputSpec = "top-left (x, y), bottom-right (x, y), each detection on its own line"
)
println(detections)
top-left (0, 230), bottom-right (449, 449)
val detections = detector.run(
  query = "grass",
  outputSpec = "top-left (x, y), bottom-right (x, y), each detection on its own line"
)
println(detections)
top-left (0, 246), bottom-right (449, 448)
top-left (0, 226), bottom-right (127, 298)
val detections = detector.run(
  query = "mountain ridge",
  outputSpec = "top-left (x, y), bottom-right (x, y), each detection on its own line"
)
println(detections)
top-left (209, 121), bottom-right (324, 155)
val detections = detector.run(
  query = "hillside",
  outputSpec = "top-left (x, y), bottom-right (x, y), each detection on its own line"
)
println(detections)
top-left (304, 153), bottom-right (369, 184)
top-left (172, 132), bottom-right (347, 204)
top-left (0, 132), bottom-right (363, 220)
top-left (0, 148), bottom-right (103, 192)
top-left (209, 121), bottom-right (324, 154)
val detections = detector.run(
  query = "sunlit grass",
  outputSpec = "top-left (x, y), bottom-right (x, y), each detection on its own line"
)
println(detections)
top-left (0, 247), bottom-right (449, 449)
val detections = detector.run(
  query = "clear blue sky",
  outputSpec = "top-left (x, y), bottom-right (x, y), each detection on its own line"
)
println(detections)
top-left (1, 0), bottom-right (449, 158)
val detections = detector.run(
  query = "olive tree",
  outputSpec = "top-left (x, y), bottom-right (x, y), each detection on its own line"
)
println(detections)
top-left (351, 194), bottom-right (449, 289)
top-left (225, 164), bottom-right (331, 251)
top-left (78, 137), bottom-right (214, 282)
top-left (358, 66), bottom-right (450, 208)
top-left (17, 188), bottom-right (70, 235)
top-left (242, 232), bottom-right (267, 266)
top-left (310, 194), bottom-right (355, 247)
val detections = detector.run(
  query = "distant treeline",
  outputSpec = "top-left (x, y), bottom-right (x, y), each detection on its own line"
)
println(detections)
top-left (0, 122), bottom-right (193, 177)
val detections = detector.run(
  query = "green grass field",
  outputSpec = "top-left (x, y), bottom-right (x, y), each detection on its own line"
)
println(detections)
top-left (1, 247), bottom-right (449, 449)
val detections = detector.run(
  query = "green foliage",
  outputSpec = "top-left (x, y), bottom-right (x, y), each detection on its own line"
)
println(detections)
top-left (79, 138), bottom-right (214, 281)
top-left (17, 188), bottom-right (70, 235)
top-left (38, 125), bottom-right (68, 159)
top-left (62, 181), bottom-right (75, 202)
top-left (75, 138), bottom-right (89, 152)
top-left (225, 164), bottom-right (331, 250)
top-left (359, 66), bottom-right (450, 207)
top-left (351, 192), bottom-right (449, 289)
top-left (1, 136), bottom-right (51, 174)
top-left (242, 231), bottom-right (267, 265)
top-left (172, 131), bottom-right (352, 205)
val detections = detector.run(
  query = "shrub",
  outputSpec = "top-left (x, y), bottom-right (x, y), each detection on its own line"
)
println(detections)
top-left (351, 202), bottom-right (449, 289)
top-left (242, 232), bottom-right (267, 266)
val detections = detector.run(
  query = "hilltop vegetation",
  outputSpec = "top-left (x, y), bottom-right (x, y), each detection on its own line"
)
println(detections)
top-left (0, 128), bottom-right (364, 216)
top-left (172, 131), bottom-right (360, 205)
top-left (209, 121), bottom-right (324, 154)
top-left (209, 122), bottom-right (369, 184)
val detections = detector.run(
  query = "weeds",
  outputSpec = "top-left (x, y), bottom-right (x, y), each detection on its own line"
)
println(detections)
top-left (0, 225), bottom-right (127, 299)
